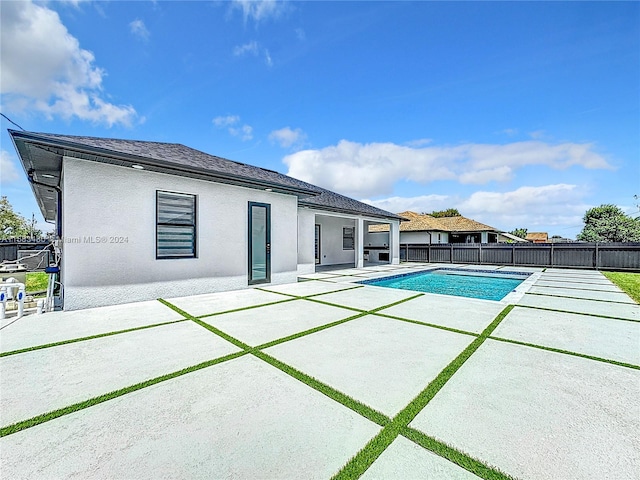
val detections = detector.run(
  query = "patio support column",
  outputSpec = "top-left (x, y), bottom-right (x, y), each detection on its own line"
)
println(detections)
top-left (355, 217), bottom-right (364, 268)
top-left (390, 220), bottom-right (400, 264)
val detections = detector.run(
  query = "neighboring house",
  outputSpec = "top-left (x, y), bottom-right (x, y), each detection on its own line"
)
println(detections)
top-left (9, 130), bottom-right (401, 310)
top-left (368, 211), bottom-right (504, 245)
top-left (549, 236), bottom-right (574, 243)
top-left (497, 232), bottom-right (530, 243)
top-left (526, 232), bottom-right (549, 243)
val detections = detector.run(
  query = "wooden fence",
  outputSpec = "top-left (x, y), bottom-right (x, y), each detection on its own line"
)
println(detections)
top-left (400, 242), bottom-right (640, 271)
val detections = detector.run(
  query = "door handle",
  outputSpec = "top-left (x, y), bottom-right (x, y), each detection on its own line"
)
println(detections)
top-left (266, 243), bottom-right (271, 254)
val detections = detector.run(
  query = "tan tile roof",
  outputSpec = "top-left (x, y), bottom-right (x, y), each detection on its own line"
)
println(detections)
top-left (368, 211), bottom-right (499, 233)
top-left (526, 232), bottom-right (548, 241)
top-left (432, 216), bottom-right (497, 232)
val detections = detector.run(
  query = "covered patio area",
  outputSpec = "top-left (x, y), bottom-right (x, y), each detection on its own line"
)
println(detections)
top-left (313, 213), bottom-right (400, 270)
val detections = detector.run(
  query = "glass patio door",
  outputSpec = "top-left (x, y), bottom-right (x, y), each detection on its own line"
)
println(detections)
top-left (248, 202), bottom-right (271, 285)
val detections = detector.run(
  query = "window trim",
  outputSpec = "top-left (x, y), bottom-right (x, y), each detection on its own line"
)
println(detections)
top-left (342, 226), bottom-right (355, 251)
top-left (156, 190), bottom-right (197, 260)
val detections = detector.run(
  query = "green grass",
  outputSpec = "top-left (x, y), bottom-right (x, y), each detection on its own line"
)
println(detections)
top-left (603, 271), bottom-right (640, 304)
top-left (25, 271), bottom-right (48, 293)
top-left (0, 350), bottom-right (247, 437)
top-left (332, 305), bottom-right (516, 480)
top-left (0, 319), bottom-right (189, 358)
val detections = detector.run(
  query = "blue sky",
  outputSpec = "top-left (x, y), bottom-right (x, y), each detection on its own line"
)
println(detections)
top-left (1, 0), bottom-right (638, 238)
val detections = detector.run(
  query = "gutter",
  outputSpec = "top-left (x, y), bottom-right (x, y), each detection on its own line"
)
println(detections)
top-left (9, 130), bottom-right (321, 198)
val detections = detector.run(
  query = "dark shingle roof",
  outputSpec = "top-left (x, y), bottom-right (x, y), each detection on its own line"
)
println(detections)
top-left (9, 130), bottom-right (401, 221)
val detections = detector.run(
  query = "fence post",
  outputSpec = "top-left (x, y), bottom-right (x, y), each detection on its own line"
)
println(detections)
top-left (427, 243), bottom-right (431, 263)
top-left (479, 243), bottom-right (483, 264)
top-left (550, 242), bottom-right (554, 268)
top-left (594, 243), bottom-right (599, 270)
top-left (512, 245), bottom-right (515, 266)
top-left (450, 244), bottom-right (454, 264)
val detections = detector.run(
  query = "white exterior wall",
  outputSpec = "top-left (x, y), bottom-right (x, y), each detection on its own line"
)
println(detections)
top-left (400, 231), bottom-right (430, 244)
top-left (364, 231), bottom-right (389, 247)
top-left (314, 215), bottom-right (355, 266)
top-left (296, 208), bottom-right (315, 274)
top-left (399, 231), bottom-right (448, 244)
top-left (61, 157), bottom-right (299, 310)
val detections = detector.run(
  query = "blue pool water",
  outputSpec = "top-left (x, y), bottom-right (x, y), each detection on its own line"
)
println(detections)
top-left (361, 269), bottom-right (527, 301)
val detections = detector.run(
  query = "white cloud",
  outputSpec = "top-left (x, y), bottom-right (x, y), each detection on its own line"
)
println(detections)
top-left (1, 150), bottom-right (21, 184)
top-left (361, 194), bottom-right (450, 215)
top-left (232, 41), bottom-right (273, 66)
top-left (364, 184), bottom-right (590, 232)
top-left (233, 41), bottom-right (259, 56)
top-left (0, 0), bottom-right (137, 127)
top-left (213, 115), bottom-right (240, 127)
top-left (129, 19), bottom-right (150, 41)
top-left (405, 138), bottom-right (432, 147)
top-left (498, 128), bottom-right (518, 136)
top-left (283, 139), bottom-right (612, 198)
top-left (230, 0), bottom-right (288, 24)
top-left (529, 130), bottom-right (546, 139)
top-left (229, 124), bottom-right (253, 141)
top-left (269, 127), bottom-right (306, 148)
top-left (213, 115), bottom-right (252, 141)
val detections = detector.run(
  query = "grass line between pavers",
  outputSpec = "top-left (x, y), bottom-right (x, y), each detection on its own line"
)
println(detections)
top-left (304, 284), bottom-right (364, 298)
top-left (255, 294), bottom-right (425, 350)
top-left (488, 336), bottom-right (640, 370)
top-left (368, 293), bottom-right (424, 313)
top-left (255, 312), bottom-right (368, 350)
top-left (305, 297), bottom-right (368, 313)
top-left (158, 299), bottom-right (251, 350)
top-left (0, 319), bottom-right (190, 358)
top-left (197, 298), bottom-right (297, 319)
top-left (533, 284), bottom-right (624, 294)
top-left (254, 287), bottom-right (299, 299)
top-left (160, 299), bottom-right (392, 427)
top-left (307, 292), bottom-right (424, 315)
top-left (332, 305), bottom-right (515, 480)
top-left (256, 284), bottom-right (365, 300)
top-left (374, 312), bottom-right (479, 338)
top-left (252, 349), bottom-right (391, 427)
top-left (401, 426), bottom-right (515, 480)
top-left (0, 350), bottom-right (247, 437)
top-left (517, 304), bottom-right (639, 323)
top-left (527, 291), bottom-right (634, 305)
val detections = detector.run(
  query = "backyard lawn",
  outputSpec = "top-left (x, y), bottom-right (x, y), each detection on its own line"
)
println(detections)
top-left (25, 272), bottom-right (48, 294)
top-left (603, 271), bottom-right (640, 303)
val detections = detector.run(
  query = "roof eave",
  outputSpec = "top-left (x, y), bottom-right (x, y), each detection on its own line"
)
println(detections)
top-left (8, 130), bottom-right (320, 198)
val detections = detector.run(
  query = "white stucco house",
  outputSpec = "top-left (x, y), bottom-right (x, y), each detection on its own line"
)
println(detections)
top-left (9, 130), bottom-right (401, 310)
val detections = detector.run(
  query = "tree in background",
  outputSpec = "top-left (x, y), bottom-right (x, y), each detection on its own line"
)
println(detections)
top-left (576, 204), bottom-right (640, 242)
top-left (0, 196), bottom-right (42, 240)
top-left (509, 228), bottom-right (528, 239)
top-left (429, 208), bottom-right (461, 218)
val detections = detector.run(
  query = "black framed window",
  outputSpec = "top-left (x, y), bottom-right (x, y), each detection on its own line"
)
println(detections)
top-left (343, 226), bottom-right (354, 250)
top-left (156, 191), bottom-right (196, 259)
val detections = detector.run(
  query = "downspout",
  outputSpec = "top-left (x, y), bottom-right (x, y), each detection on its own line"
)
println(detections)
top-left (27, 169), bottom-right (62, 236)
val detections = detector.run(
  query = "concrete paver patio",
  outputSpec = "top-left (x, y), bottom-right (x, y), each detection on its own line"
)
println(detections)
top-left (0, 263), bottom-right (638, 479)
top-left (1, 321), bottom-right (240, 426)
top-left (410, 340), bottom-right (640, 480)
top-left (265, 314), bottom-right (475, 416)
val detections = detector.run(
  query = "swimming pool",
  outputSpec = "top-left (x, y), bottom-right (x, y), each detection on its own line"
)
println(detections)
top-left (359, 268), bottom-right (529, 301)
